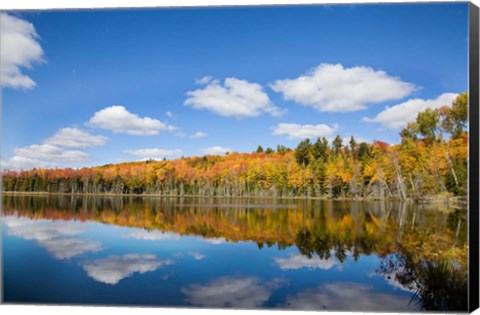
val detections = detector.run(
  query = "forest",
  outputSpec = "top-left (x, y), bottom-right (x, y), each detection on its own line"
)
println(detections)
top-left (2, 93), bottom-right (468, 200)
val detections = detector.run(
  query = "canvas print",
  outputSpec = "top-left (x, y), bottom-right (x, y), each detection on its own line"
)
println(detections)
top-left (1, 2), bottom-right (478, 312)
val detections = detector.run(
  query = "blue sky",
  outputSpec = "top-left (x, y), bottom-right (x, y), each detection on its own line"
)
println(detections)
top-left (1, 3), bottom-right (469, 169)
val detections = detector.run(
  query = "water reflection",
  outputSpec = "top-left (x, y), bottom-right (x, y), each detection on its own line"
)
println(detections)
top-left (4, 217), bottom-right (102, 259)
top-left (123, 230), bottom-right (180, 241)
top-left (82, 254), bottom-right (173, 285)
top-left (182, 276), bottom-right (283, 308)
top-left (37, 238), bottom-right (102, 260)
top-left (2, 195), bottom-right (468, 311)
top-left (188, 252), bottom-right (206, 260)
top-left (378, 252), bottom-right (468, 311)
top-left (274, 253), bottom-right (341, 271)
top-left (3, 196), bottom-right (461, 255)
top-left (283, 282), bottom-right (415, 311)
top-left (202, 237), bottom-right (226, 245)
top-left (369, 270), bottom-right (416, 293)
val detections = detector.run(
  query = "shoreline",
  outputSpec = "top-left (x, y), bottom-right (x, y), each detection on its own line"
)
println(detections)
top-left (1, 190), bottom-right (466, 204)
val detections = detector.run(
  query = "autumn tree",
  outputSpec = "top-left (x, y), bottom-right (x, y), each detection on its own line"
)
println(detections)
top-left (295, 139), bottom-right (313, 167)
top-left (440, 93), bottom-right (468, 139)
top-left (313, 137), bottom-right (329, 161)
top-left (416, 108), bottom-right (440, 143)
top-left (349, 136), bottom-right (357, 156)
top-left (276, 145), bottom-right (291, 155)
top-left (332, 135), bottom-right (343, 155)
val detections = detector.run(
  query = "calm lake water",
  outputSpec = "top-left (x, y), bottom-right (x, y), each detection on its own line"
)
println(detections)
top-left (1, 195), bottom-right (468, 311)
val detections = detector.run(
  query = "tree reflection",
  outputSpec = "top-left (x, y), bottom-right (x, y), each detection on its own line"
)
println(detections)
top-left (379, 251), bottom-right (467, 311)
top-left (2, 195), bottom-right (468, 310)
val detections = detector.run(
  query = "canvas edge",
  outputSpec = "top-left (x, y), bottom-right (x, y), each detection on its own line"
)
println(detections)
top-left (469, 1), bottom-right (480, 313)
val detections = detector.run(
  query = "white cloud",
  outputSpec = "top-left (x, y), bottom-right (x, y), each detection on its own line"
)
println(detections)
top-left (123, 230), bottom-right (180, 241)
top-left (82, 254), bottom-right (172, 285)
top-left (190, 131), bottom-right (207, 139)
top-left (13, 144), bottom-right (89, 164)
top-left (88, 106), bottom-right (175, 136)
top-left (2, 156), bottom-right (49, 170)
top-left (271, 63), bottom-right (415, 112)
top-left (2, 127), bottom-right (107, 170)
top-left (195, 76), bottom-right (214, 85)
top-left (182, 276), bottom-right (283, 308)
top-left (124, 148), bottom-right (183, 160)
top-left (199, 146), bottom-right (232, 155)
top-left (44, 127), bottom-right (108, 148)
top-left (283, 282), bottom-right (414, 311)
top-left (272, 123), bottom-right (338, 140)
top-left (4, 216), bottom-right (102, 260)
top-left (274, 253), bottom-right (341, 270)
top-left (362, 93), bottom-right (458, 129)
top-left (165, 111), bottom-right (174, 118)
top-left (185, 77), bottom-right (284, 118)
top-left (0, 13), bottom-right (44, 89)
top-left (188, 252), bottom-right (205, 260)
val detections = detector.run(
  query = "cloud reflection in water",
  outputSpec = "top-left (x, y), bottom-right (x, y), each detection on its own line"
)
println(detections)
top-left (182, 276), bottom-right (283, 308)
top-left (283, 282), bottom-right (414, 311)
top-left (4, 216), bottom-right (102, 259)
top-left (82, 254), bottom-right (173, 285)
top-left (274, 253), bottom-right (341, 270)
top-left (123, 230), bottom-right (180, 241)
top-left (38, 237), bottom-right (102, 260)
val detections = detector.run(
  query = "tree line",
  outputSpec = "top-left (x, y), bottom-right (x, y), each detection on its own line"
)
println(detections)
top-left (2, 93), bottom-right (468, 200)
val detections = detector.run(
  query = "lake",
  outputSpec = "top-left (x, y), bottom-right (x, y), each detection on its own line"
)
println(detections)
top-left (1, 195), bottom-right (468, 311)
